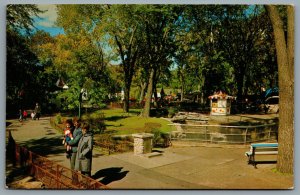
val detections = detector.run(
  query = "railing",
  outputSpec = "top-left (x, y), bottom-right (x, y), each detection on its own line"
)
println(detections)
top-left (169, 123), bottom-right (278, 144)
top-left (7, 131), bottom-right (109, 189)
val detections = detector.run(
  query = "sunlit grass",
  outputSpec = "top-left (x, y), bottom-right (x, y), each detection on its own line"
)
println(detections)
top-left (84, 108), bottom-right (173, 135)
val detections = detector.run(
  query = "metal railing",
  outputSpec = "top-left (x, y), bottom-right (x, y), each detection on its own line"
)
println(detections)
top-left (169, 123), bottom-right (278, 144)
top-left (7, 131), bottom-right (109, 189)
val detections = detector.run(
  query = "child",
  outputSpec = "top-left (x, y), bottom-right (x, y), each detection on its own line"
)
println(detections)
top-left (31, 112), bottom-right (35, 120)
top-left (62, 121), bottom-right (74, 158)
top-left (23, 110), bottom-right (28, 120)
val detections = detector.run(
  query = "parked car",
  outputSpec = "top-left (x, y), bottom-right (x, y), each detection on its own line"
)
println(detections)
top-left (262, 96), bottom-right (279, 114)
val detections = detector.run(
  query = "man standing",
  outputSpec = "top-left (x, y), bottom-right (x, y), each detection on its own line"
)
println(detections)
top-left (34, 103), bottom-right (41, 120)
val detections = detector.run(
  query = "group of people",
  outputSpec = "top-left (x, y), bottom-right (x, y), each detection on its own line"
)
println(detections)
top-left (18, 103), bottom-right (41, 122)
top-left (62, 117), bottom-right (93, 177)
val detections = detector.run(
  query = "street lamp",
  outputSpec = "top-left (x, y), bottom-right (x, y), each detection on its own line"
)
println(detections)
top-left (78, 88), bottom-right (85, 119)
top-left (78, 88), bottom-right (88, 119)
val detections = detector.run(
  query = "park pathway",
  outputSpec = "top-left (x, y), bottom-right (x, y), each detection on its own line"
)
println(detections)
top-left (6, 116), bottom-right (294, 189)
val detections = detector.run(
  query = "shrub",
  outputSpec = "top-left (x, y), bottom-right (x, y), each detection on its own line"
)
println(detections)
top-left (144, 122), bottom-right (166, 147)
top-left (86, 113), bottom-right (106, 134)
top-left (55, 113), bottom-right (62, 124)
top-left (167, 106), bottom-right (178, 118)
top-left (150, 128), bottom-right (162, 146)
top-left (95, 134), bottom-right (133, 154)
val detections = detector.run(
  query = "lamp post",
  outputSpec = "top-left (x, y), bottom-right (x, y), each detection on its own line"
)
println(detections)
top-left (78, 88), bottom-right (84, 119)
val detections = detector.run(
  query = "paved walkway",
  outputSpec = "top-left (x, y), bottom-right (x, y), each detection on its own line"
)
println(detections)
top-left (5, 117), bottom-right (293, 189)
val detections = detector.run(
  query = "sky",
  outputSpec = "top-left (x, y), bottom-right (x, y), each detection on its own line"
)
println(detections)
top-left (33, 4), bottom-right (64, 36)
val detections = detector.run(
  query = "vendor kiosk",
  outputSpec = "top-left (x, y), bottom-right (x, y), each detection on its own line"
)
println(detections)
top-left (208, 91), bottom-right (235, 116)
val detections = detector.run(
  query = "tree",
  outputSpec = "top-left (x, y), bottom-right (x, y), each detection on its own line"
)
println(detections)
top-left (102, 5), bottom-right (142, 113)
top-left (6, 5), bottom-right (46, 114)
top-left (180, 5), bottom-right (277, 99)
top-left (55, 5), bottom-right (113, 114)
top-left (7, 4), bottom-right (42, 33)
top-left (139, 5), bottom-right (179, 117)
top-left (57, 4), bottom-right (144, 113)
top-left (265, 5), bottom-right (294, 174)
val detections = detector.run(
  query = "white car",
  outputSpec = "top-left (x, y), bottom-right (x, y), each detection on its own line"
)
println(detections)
top-left (264, 96), bottom-right (279, 114)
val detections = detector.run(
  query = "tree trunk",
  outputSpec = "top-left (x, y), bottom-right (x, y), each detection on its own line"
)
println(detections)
top-left (141, 68), bottom-right (155, 117)
top-left (139, 82), bottom-right (147, 104)
top-left (266, 5), bottom-right (294, 174)
top-left (180, 84), bottom-right (184, 102)
top-left (153, 86), bottom-right (158, 108)
top-left (123, 83), bottom-right (130, 113)
top-left (236, 66), bottom-right (246, 99)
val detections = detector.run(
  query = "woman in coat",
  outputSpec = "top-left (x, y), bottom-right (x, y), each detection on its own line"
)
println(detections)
top-left (75, 122), bottom-right (93, 177)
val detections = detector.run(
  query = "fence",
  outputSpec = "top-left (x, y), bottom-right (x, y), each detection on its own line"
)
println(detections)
top-left (169, 123), bottom-right (278, 144)
top-left (7, 131), bottom-right (108, 189)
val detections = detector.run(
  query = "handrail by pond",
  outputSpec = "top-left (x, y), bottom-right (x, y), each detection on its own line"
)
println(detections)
top-left (168, 123), bottom-right (278, 144)
top-left (168, 123), bottom-right (277, 129)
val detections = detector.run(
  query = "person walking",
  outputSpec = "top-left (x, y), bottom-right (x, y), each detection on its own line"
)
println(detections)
top-left (66, 118), bottom-right (83, 170)
top-left (22, 110), bottom-right (28, 120)
top-left (75, 122), bottom-right (93, 177)
top-left (18, 109), bottom-right (23, 122)
top-left (34, 103), bottom-right (41, 120)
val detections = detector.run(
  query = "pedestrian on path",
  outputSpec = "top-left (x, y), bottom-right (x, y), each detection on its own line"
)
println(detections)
top-left (22, 110), bottom-right (28, 120)
top-left (31, 112), bottom-right (35, 120)
top-left (18, 109), bottom-right (23, 122)
top-left (67, 118), bottom-right (83, 170)
top-left (75, 122), bottom-right (93, 177)
top-left (34, 103), bottom-right (41, 120)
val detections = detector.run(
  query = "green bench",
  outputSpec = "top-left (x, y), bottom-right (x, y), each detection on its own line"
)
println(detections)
top-left (245, 143), bottom-right (278, 168)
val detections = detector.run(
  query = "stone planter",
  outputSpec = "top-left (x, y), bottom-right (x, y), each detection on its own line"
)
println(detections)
top-left (132, 133), bottom-right (154, 155)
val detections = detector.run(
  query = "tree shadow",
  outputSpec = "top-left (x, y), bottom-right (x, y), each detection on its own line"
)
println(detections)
top-left (250, 161), bottom-right (277, 168)
top-left (18, 136), bottom-right (65, 156)
top-left (92, 153), bottom-right (105, 158)
top-left (152, 149), bottom-right (164, 153)
top-left (128, 110), bottom-right (141, 115)
top-left (6, 163), bottom-right (28, 184)
top-left (91, 167), bottom-right (129, 185)
top-left (6, 123), bottom-right (23, 130)
top-left (44, 127), bottom-right (57, 135)
top-left (105, 116), bottom-right (128, 122)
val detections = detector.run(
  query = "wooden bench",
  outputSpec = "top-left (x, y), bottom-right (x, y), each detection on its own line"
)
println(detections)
top-left (245, 143), bottom-right (278, 168)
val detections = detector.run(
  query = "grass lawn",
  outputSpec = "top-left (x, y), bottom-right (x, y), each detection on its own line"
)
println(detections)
top-left (85, 108), bottom-right (174, 135)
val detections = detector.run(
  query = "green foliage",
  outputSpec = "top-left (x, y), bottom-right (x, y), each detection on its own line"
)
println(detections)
top-left (144, 122), bottom-right (162, 146)
top-left (143, 122), bottom-right (171, 147)
top-left (55, 113), bottom-right (62, 124)
top-left (6, 5), bottom-right (54, 114)
top-left (85, 113), bottom-right (106, 134)
top-left (7, 4), bottom-right (43, 33)
top-left (150, 128), bottom-right (162, 146)
top-left (167, 107), bottom-right (178, 118)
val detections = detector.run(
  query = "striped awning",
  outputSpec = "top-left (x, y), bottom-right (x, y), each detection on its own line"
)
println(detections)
top-left (208, 94), bottom-right (236, 100)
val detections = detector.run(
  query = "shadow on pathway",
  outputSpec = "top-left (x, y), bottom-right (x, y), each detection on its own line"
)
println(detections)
top-left (19, 136), bottom-right (65, 156)
top-left (92, 167), bottom-right (129, 185)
